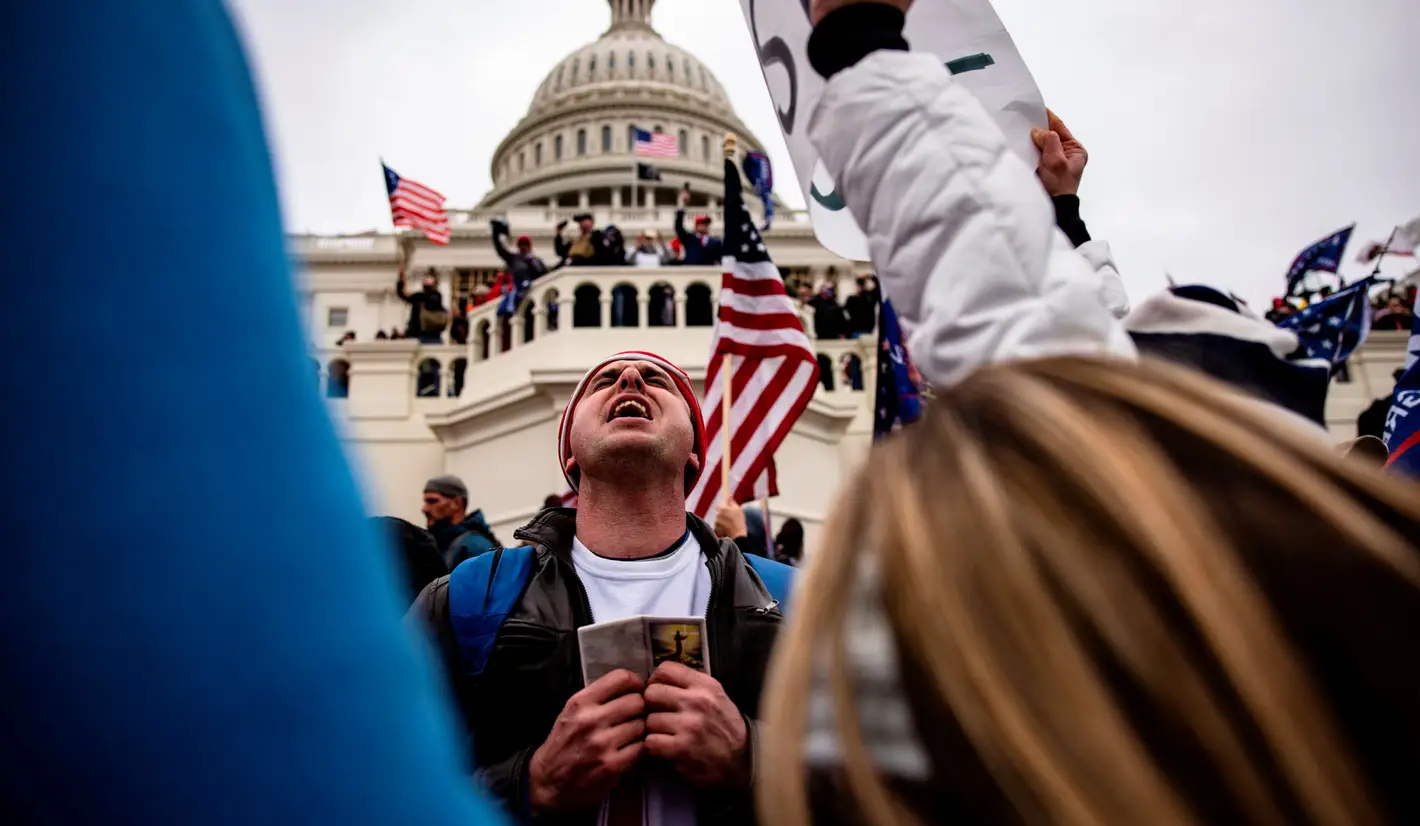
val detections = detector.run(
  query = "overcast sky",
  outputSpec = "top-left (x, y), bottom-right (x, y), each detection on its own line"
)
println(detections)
top-left (230, 0), bottom-right (1419, 307)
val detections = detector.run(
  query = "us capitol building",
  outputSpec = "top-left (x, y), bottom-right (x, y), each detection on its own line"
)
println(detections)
top-left (289, 0), bottom-right (1407, 543)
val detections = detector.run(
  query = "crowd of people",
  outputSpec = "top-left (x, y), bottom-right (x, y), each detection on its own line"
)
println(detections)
top-left (1266, 281), bottom-right (1417, 330)
top-left (18, 2), bottom-right (1420, 826)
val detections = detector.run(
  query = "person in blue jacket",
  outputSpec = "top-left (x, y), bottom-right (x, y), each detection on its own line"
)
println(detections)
top-left (1, 3), bottom-right (508, 823)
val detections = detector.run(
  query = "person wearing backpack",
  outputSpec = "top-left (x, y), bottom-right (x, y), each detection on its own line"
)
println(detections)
top-left (409, 350), bottom-right (794, 826)
top-left (421, 474), bottom-right (500, 571)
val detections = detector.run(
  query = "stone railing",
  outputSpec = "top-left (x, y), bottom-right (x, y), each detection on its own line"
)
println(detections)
top-left (445, 205), bottom-right (812, 233)
top-left (315, 264), bottom-right (880, 407)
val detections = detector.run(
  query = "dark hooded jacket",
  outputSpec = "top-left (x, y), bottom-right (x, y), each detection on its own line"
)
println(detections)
top-left (408, 509), bottom-right (784, 826)
top-left (430, 510), bottom-right (498, 571)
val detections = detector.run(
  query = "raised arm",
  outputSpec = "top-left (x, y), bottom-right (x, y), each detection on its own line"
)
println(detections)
top-left (805, 3), bottom-right (1134, 387)
top-left (489, 221), bottom-right (516, 266)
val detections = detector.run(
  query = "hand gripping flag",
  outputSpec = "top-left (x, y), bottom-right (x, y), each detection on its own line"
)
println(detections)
top-left (1384, 304), bottom-right (1420, 477)
top-left (1285, 225), bottom-right (1354, 295)
top-left (873, 298), bottom-right (923, 440)
top-left (1276, 278), bottom-right (1373, 370)
top-left (685, 155), bottom-right (818, 519)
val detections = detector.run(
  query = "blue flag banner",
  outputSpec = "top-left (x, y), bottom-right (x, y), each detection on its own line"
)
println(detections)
top-left (496, 277), bottom-right (529, 318)
top-left (1384, 308), bottom-right (1420, 476)
top-left (1277, 278), bottom-right (1373, 370)
top-left (742, 151), bottom-right (774, 231)
top-left (1286, 225), bottom-right (1355, 295)
top-left (873, 299), bottom-right (923, 439)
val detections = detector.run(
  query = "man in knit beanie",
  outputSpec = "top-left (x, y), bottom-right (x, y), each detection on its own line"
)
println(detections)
top-left (410, 351), bottom-right (786, 826)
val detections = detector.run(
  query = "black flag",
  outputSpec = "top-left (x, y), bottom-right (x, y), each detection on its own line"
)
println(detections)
top-left (636, 163), bottom-right (662, 181)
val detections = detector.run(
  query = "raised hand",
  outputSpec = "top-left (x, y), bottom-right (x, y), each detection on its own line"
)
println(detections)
top-left (644, 662), bottom-right (750, 789)
top-left (528, 670), bottom-right (647, 814)
top-left (714, 501), bottom-right (748, 540)
top-left (1032, 109), bottom-right (1088, 197)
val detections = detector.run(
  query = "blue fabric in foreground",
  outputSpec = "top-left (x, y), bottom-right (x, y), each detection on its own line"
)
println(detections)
top-left (0, 2), bottom-right (507, 823)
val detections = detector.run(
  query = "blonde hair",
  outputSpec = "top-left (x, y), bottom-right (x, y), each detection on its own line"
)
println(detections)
top-left (760, 356), bottom-right (1420, 826)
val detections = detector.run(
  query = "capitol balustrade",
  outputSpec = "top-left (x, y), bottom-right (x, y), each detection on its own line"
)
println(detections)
top-left (316, 264), bottom-right (878, 406)
top-left (444, 205), bottom-right (813, 234)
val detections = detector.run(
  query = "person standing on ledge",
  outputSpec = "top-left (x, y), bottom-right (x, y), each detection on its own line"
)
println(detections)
top-left (675, 186), bottom-right (723, 266)
top-left (410, 351), bottom-right (788, 825)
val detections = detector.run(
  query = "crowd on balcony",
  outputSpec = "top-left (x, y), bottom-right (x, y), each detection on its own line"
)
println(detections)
top-left (1264, 281), bottom-right (1417, 330)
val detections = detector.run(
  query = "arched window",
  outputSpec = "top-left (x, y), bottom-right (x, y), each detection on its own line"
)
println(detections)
top-left (451, 358), bottom-right (468, 397)
top-left (326, 359), bottom-right (350, 398)
top-left (589, 55), bottom-right (597, 76)
top-left (684, 283), bottom-right (713, 327)
top-left (699, 67), bottom-right (706, 90)
top-left (416, 358), bottom-right (441, 398)
top-left (685, 60), bottom-right (692, 80)
top-left (601, 125), bottom-right (612, 153)
top-left (701, 135), bottom-right (710, 160)
top-left (577, 129), bottom-right (587, 156)
top-left (544, 288), bottom-right (561, 332)
top-left (611, 283), bottom-right (639, 328)
top-left (668, 56), bottom-right (676, 77)
top-left (475, 320), bottom-right (491, 360)
top-left (841, 353), bottom-right (865, 391)
top-left (609, 52), bottom-right (616, 71)
top-left (554, 134), bottom-right (563, 160)
top-left (817, 354), bottom-right (835, 391)
top-left (628, 125), bottom-right (637, 154)
top-left (535, 142), bottom-right (542, 165)
top-left (557, 66), bottom-right (564, 86)
top-left (628, 51), bottom-right (635, 69)
top-left (678, 130), bottom-right (688, 156)
top-left (518, 151), bottom-right (525, 172)
top-left (574, 284), bottom-right (602, 328)
top-left (648, 53), bottom-right (656, 72)
top-left (649, 283), bottom-right (675, 327)
top-left (571, 58), bottom-right (579, 80)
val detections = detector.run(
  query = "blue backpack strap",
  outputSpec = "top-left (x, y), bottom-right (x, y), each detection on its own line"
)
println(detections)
top-left (745, 555), bottom-right (796, 617)
top-left (447, 545), bottom-right (536, 676)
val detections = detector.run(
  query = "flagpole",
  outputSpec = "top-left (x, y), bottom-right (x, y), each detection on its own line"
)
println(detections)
top-left (761, 497), bottom-right (772, 557)
top-left (720, 132), bottom-right (739, 506)
top-left (1371, 225), bottom-right (1400, 279)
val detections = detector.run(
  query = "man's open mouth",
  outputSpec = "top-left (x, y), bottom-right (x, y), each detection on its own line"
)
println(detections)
top-left (610, 399), bottom-right (651, 421)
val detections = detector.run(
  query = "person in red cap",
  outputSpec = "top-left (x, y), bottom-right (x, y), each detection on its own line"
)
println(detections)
top-left (410, 350), bottom-right (785, 826)
top-left (490, 218), bottom-right (549, 287)
top-left (674, 187), bottom-right (724, 266)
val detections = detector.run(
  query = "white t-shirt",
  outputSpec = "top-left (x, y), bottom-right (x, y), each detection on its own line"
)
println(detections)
top-left (572, 531), bottom-right (710, 826)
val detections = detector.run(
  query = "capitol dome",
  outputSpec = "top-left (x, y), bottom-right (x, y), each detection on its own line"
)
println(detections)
top-left (478, 0), bottom-right (767, 212)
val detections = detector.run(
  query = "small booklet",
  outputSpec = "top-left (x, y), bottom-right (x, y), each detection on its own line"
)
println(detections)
top-left (578, 616), bottom-right (710, 685)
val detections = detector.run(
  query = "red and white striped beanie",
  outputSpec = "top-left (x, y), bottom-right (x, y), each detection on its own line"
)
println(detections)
top-left (558, 350), bottom-right (707, 494)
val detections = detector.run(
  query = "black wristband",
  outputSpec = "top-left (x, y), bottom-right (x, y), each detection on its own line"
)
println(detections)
top-left (1051, 194), bottom-right (1092, 248)
top-left (808, 4), bottom-right (909, 80)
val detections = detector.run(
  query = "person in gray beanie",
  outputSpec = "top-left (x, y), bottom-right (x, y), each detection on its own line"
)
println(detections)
top-left (421, 474), bottom-right (499, 570)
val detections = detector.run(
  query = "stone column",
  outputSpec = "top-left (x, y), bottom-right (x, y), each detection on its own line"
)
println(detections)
top-left (509, 314), bottom-right (523, 350)
top-left (612, 187), bottom-right (622, 209)
top-left (578, 189), bottom-right (590, 208)
top-left (534, 306), bottom-right (548, 337)
top-left (637, 294), bottom-right (649, 328)
top-left (673, 295), bottom-right (686, 327)
top-left (601, 294), bottom-right (613, 328)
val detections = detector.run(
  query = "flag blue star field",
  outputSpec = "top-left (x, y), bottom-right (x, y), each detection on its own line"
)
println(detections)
top-left (1286, 225), bottom-right (1354, 295)
top-left (1277, 278), bottom-right (1373, 370)
top-left (1384, 306), bottom-right (1420, 477)
top-left (873, 299), bottom-right (923, 440)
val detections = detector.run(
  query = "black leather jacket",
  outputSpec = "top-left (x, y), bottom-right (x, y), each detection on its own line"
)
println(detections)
top-left (409, 508), bottom-right (785, 825)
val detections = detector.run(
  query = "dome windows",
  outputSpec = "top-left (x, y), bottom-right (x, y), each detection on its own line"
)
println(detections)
top-left (589, 55), bottom-right (597, 76)
top-left (571, 58), bottom-right (579, 82)
top-left (555, 134), bottom-right (563, 160)
top-left (627, 124), bottom-right (636, 154)
top-left (678, 129), bottom-right (688, 154)
top-left (535, 142), bottom-right (543, 165)
top-left (648, 53), bottom-right (656, 72)
top-left (628, 51), bottom-right (635, 69)
top-left (701, 135), bottom-right (710, 160)
top-left (609, 52), bottom-right (616, 71)
top-left (668, 56), bottom-right (675, 77)
top-left (577, 129), bottom-right (587, 156)
top-left (518, 151), bottom-right (525, 172)
top-left (601, 125), bottom-right (612, 153)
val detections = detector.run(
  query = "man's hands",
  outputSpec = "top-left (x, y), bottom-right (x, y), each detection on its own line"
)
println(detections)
top-left (677, 187), bottom-right (691, 209)
top-left (644, 662), bottom-right (751, 789)
top-left (1032, 109), bottom-right (1088, 197)
top-left (714, 501), bottom-right (748, 540)
top-left (809, 0), bottom-right (912, 26)
top-left (528, 670), bottom-right (647, 815)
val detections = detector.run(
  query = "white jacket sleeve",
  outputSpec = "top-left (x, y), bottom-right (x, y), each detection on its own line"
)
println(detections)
top-left (808, 52), bottom-right (1135, 387)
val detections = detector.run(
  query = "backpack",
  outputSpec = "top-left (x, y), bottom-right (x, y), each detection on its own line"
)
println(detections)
top-left (419, 305), bottom-right (449, 333)
top-left (447, 545), bottom-right (796, 677)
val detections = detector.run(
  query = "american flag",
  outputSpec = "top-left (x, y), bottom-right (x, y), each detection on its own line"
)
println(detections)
top-left (633, 128), bottom-right (679, 159)
top-left (383, 162), bottom-right (451, 245)
top-left (685, 157), bottom-right (818, 519)
top-left (1285, 224), bottom-right (1353, 295)
top-left (1384, 302), bottom-right (1420, 477)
